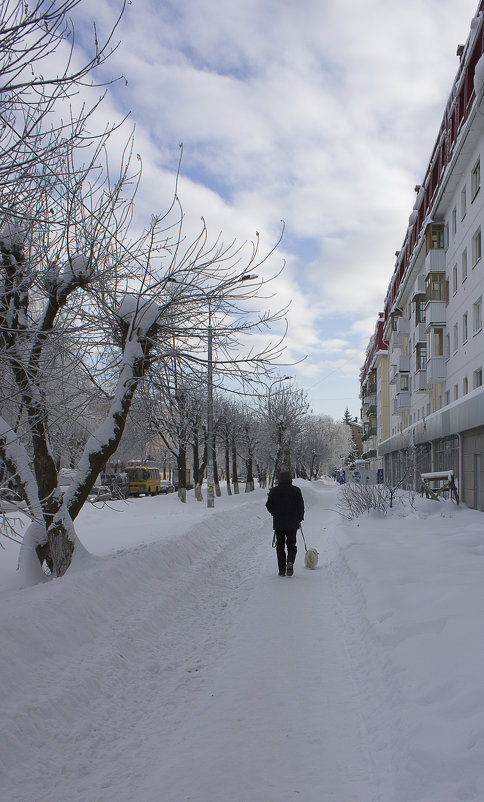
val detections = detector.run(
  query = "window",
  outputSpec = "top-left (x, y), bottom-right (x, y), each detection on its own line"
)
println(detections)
top-left (431, 327), bottom-right (443, 357)
top-left (445, 390), bottom-right (450, 406)
top-left (434, 435), bottom-right (459, 476)
top-left (452, 264), bottom-right (458, 294)
top-left (463, 376), bottom-right (469, 395)
top-left (426, 272), bottom-right (448, 302)
top-left (471, 158), bottom-right (481, 201)
top-left (454, 384), bottom-right (459, 401)
top-left (461, 185), bottom-right (467, 219)
top-left (425, 223), bottom-right (445, 252)
top-left (463, 311), bottom-right (468, 342)
top-left (453, 323), bottom-right (458, 352)
top-left (416, 342), bottom-right (427, 370)
top-left (462, 249), bottom-right (468, 282)
top-left (415, 297), bottom-right (426, 324)
top-left (472, 227), bottom-right (482, 266)
top-left (473, 296), bottom-right (483, 334)
top-left (452, 206), bottom-right (457, 235)
top-left (473, 367), bottom-right (483, 389)
top-left (400, 374), bottom-right (409, 392)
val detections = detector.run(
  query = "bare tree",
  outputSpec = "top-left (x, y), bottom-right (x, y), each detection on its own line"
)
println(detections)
top-left (217, 399), bottom-right (235, 496)
top-left (0, 1), bottom-right (124, 93)
top-left (0, 3), bottom-right (286, 580)
top-left (190, 406), bottom-right (207, 503)
top-left (259, 381), bottom-right (310, 483)
top-left (237, 405), bottom-right (260, 492)
top-left (297, 415), bottom-right (353, 479)
top-left (144, 381), bottom-right (197, 503)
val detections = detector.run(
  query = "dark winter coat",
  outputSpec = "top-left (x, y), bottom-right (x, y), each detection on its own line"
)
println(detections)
top-left (265, 480), bottom-right (304, 531)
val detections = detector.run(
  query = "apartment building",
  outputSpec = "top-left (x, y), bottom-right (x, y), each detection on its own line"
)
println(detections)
top-left (360, 314), bottom-right (390, 467)
top-left (360, 2), bottom-right (484, 509)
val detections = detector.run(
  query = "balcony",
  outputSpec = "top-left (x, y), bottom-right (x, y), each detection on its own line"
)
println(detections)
top-left (363, 426), bottom-right (377, 442)
top-left (392, 392), bottom-right (411, 413)
top-left (427, 356), bottom-right (447, 383)
top-left (414, 321), bottom-right (426, 342)
top-left (392, 316), bottom-right (410, 346)
top-left (415, 370), bottom-right (429, 391)
top-left (425, 300), bottom-right (447, 328)
top-left (425, 248), bottom-right (446, 275)
top-left (389, 354), bottom-right (410, 384)
top-left (411, 274), bottom-right (426, 299)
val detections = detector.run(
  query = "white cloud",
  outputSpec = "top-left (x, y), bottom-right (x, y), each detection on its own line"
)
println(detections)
top-left (71, 0), bottom-right (478, 417)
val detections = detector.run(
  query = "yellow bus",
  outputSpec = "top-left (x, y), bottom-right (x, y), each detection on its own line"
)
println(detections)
top-left (125, 465), bottom-right (162, 496)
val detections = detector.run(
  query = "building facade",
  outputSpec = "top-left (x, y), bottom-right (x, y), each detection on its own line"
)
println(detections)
top-left (360, 2), bottom-right (484, 509)
top-left (360, 314), bottom-right (390, 469)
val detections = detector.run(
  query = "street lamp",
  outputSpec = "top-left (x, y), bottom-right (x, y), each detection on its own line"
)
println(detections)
top-left (163, 273), bottom-right (258, 507)
top-left (267, 376), bottom-right (292, 416)
top-left (206, 301), bottom-right (215, 507)
top-left (206, 272), bottom-right (258, 508)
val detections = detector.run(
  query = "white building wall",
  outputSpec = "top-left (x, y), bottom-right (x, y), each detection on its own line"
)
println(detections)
top-left (444, 133), bottom-right (484, 400)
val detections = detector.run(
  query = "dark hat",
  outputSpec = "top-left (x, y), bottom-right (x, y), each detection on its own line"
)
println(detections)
top-left (278, 470), bottom-right (292, 484)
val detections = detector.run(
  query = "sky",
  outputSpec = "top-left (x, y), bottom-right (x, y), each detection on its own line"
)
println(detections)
top-left (2, 481), bottom-right (484, 800)
top-left (71, 0), bottom-right (480, 420)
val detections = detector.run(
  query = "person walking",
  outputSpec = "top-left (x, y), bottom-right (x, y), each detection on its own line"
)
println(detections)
top-left (266, 470), bottom-right (304, 577)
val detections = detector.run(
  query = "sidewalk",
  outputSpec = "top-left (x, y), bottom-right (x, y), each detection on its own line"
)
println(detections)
top-left (143, 543), bottom-right (378, 801)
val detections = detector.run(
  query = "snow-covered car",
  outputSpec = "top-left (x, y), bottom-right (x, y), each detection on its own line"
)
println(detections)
top-left (159, 480), bottom-right (175, 494)
top-left (100, 473), bottom-right (129, 499)
top-left (0, 487), bottom-right (27, 512)
top-left (87, 485), bottom-right (113, 503)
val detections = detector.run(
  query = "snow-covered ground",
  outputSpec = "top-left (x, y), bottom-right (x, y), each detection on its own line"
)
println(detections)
top-left (1, 480), bottom-right (484, 801)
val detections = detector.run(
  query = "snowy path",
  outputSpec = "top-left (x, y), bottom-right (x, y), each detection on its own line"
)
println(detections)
top-left (147, 537), bottom-right (376, 801)
top-left (1, 483), bottom-right (388, 801)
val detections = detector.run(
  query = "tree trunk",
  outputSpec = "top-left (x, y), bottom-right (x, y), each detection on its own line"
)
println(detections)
top-left (225, 434), bottom-right (232, 495)
top-left (213, 446), bottom-right (222, 497)
top-left (232, 437), bottom-right (239, 494)
top-left (245, 456), bottom-right (254, 492)
top-left (177, 447), bottom-right (187, 503)
top-left (193, 430), bottom-right (207, 502)
top-left (192, 434), bottom-right (200, 488)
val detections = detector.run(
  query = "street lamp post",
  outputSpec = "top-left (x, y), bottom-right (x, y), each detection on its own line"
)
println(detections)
top-left (206, 302), bottom-right (215, 507)
top-left (206, 272), bottom-right (258, 508)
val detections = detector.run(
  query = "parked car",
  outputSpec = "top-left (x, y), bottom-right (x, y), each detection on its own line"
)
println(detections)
top-left (100, 473), bottom-right (129, 499)
top-left (87, 485), bottom-right (112, 503)
top-left (159, 480), bottom-right (175, 494)
top-left (0, 487), bottom-right (27, 512)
